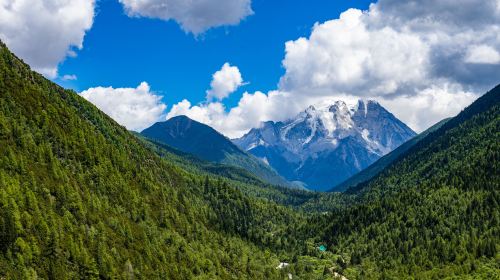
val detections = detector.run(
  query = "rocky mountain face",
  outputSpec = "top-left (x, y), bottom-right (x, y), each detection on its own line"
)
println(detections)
top-left (233, 100), bottom-right (416, 191)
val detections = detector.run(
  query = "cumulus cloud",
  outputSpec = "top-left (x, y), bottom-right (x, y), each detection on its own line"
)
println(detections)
top-left (281, 0), bottom-right (500, 96)
top-left (0, 0), bottom-right (95, 78)
top-left (166, 0), bottom-right (500, 137)
top-left (119, 0), bottom-right (253, 34)
top-left (379, 85), bottom-right (478, 132)
top-left (81, 82), bottom-right (167, 131)
top-left (61, 74), bottom-right (78, 81)
top-left (465, 45), bottom-right (500, 64)
top-left (372, 0), bottom-right (500, 28)
top-left (280, 8), bottom-right (430, 97)
top-left (367, 0), bottom-right (500, 90)
top-left (206, 63), bottom-right (245, 100)
top-left (167, 91), bottom-right (300, 138)
top-left (167, 99), bottom-right (226, 130)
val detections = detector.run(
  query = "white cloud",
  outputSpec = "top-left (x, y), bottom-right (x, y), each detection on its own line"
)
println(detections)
top-left (206, 63), bottom-right (245, 100)
top-left (61, 74), bottom-right (77, 81)
top-left (280, 1), bottom-right (500, 97)
top-left (167, 91), bottom-right (299, 138)
top-left (0, 0), bottom-right (95, 78)
top-left (167, 99), bottom-right (225, 127)
top-left (366, 0), bottom-right (500, 89)
top-left (119, 0), bottom-right (253, 34)
top-left (465, 45), bottom-right (500, 64)
top-left (379, 85), bottom-right (478, 132)
top-left (280, 8), bottom-right (430, 97)
top-left (166, 0), bottom-right (500, 137)
top-left (80, 82), bottom-right (167, 131)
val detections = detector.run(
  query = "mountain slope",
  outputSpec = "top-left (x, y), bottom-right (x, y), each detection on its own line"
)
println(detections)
top-left (332, 117), bottom-right (450, 192)
top-left (135, 134), bottom-right (320, 207)
top-left (234, 100), bottom-right (416, 191)
top-left (0, 40), bottom-right (312, 279)
top-left (141, 115), bottom-right (295, 188)
top-left (142, 115), bottom-right (244, 162)
top-left (313, 85), bottom-right (500, 278)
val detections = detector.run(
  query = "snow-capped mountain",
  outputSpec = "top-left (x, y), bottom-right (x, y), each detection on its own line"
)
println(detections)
top-left (233, 100), bottom-right (416, 191)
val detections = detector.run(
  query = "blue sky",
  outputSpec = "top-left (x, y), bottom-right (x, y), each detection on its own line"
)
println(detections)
top-left (1, 0), bottom-right (499, 137)
top-left (58, 0), bottom-right (374, 108)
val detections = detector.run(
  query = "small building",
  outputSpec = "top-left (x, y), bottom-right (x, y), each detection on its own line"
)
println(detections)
top-left (276, 262), bottom-right (289, 269)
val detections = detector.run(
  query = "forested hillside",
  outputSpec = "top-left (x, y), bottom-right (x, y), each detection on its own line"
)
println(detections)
top-left (312, 86), bottom-right (500, 278)
top-left (0, 40), bottom-right (316, 279)
top-left (332, 118), bottom-right (450, 192)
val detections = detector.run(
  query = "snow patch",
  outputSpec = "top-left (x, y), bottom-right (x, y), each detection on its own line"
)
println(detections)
top-left (320, 110), bottom-right (336, 136)
top-left (361, 129), bottom-right (391, 155)
top-left (361, 129), bottom-right (370, 142)
top-left (363, 100), bottom-right (368, 117)
top-left (260, 157), bottom-right (269, 165)
top-left (246, 138), bottom-right (268, 150)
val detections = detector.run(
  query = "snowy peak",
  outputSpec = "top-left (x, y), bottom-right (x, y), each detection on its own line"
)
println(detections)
top-left (278, 99), bottom-right (386, 147)
top-left (233, 99), bottom-right (416, 191)
top-left (235, 99), bottom-right (406, 156)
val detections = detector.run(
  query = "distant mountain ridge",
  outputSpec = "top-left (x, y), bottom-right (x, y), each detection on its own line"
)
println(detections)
top-left (234, 100), bottom-right (416, 191)
top-left (142, 115), bottom-right (244, 162)
top-left (141, 115), bottom-right (295, 188)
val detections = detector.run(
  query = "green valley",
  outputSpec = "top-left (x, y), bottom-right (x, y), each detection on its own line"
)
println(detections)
top-left (0, 37), bottom-right (498, 280)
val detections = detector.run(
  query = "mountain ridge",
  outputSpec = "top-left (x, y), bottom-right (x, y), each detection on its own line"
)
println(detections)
top-left (234, 99), bottom-right (416, 191)
top-left (141, 115), bottom-right (296, 188)
top-left (142, 115), bottom-right (245, 162)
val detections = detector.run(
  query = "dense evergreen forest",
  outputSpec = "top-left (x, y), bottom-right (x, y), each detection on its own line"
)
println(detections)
top-left (312, 85), bottom-right (500, 278)
top-left (0, 40), bottom-right (498, 279)
top-left (0, 40), bottom-right (311, 279)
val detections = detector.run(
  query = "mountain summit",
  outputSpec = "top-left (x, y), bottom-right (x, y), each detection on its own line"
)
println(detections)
top-left (142, 115), bottom-right (245, 162)
top-left (233, 100), bottom-right (416, 191)
top-left (141, 115), bottom-right (293, 187)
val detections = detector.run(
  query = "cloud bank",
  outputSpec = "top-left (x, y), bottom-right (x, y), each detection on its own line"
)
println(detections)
top-left (167, 0), bottom-right (500, 137)
top-left (0, 0), bottom-right (95, 78)
top-left (81, 82), bottom-right (167, 131)
top-left (119, 0), bottom-right (253, 34)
